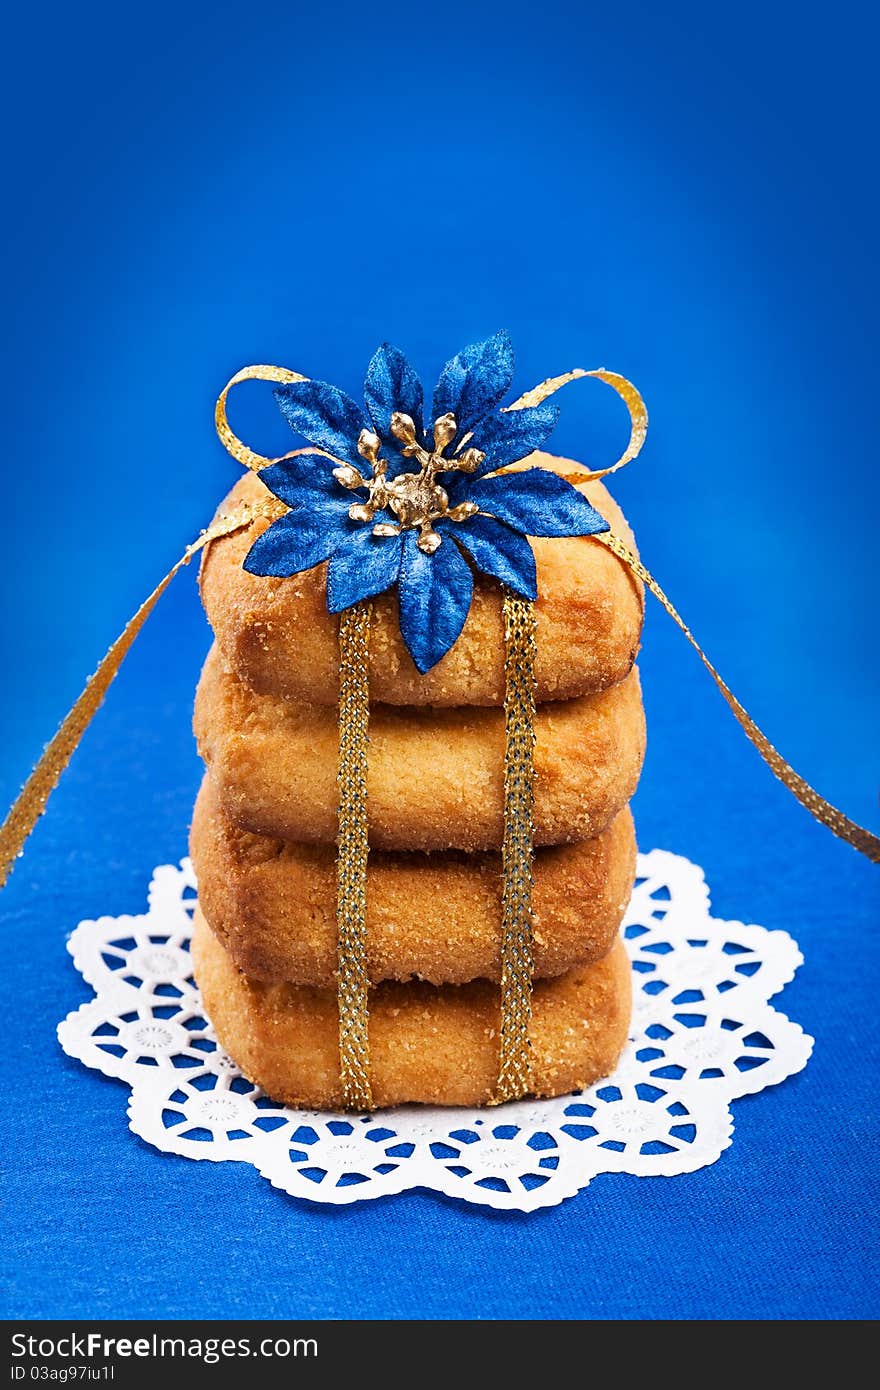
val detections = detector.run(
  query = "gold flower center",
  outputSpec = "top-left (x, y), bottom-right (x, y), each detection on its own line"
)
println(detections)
top-left (332, 411), bottom-right (485, 554)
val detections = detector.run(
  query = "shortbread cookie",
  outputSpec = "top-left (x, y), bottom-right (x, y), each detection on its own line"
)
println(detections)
top-left (191, 777), bottom-right (636, 986)
top-left (192, 908), bottom-right (632, 1108)
top-left (199, 456), bottom-right (643, 707)
top-left (194, 646), bottom-right (646, 851)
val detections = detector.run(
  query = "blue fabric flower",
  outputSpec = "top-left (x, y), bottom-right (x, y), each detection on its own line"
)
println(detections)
top-left (244, 332), bottom-right (610, 673)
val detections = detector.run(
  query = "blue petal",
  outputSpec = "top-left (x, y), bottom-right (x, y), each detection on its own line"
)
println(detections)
top-left (259, 454), bottom-right (354, 509)
top-left (467, 468), bottom-right (611, 537)
top-left (326, 527), bottom-right (404, 613)
top-left (273, 379), bottom-right (366, 467)
top-left (242, 509), bottom-right (346, 578)
top-left (431, 331), bottom-right (515, 438)
top-left (443, 515), bottom-right (537, 599)
top-left (471, 402), bottom-right (560, 474)
top-left (397, 530), bottom-right (474, 674)
top-left (364, 342), bottom-right (425, 441)
top-left (445, 401), bottom-right (562, 503)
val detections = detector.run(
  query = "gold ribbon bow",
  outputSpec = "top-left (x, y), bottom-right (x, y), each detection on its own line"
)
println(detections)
top-left (0, 361), bottom-right (877, 1115)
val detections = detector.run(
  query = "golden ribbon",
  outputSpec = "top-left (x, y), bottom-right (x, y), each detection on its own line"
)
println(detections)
top-left (494, 593), bottom-right (539, 1103)
top-left (336, 601), bottom-right (374, 1110)
top-left (507, 367), bottom-right (649, 480)
top-left (0, 498), bottom-right (278, 891)
top-left (214, 363), bottom-right (308, 471)
top-left (0, 355), bottom-right (876, 1116)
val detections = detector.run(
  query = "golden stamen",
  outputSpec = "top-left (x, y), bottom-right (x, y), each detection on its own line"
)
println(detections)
top-left (431, 412), bottom-right (457, 455)
top-left (454, 447), bottom-right (485, 473)
top-left (333, 464), bottom-right (367, 490)
top-left (331, 409), bottom-right (485, 553)
top-left (389, 412), bottom-right (421, 456)
top-left (357, 429), bottom-right (381, 463)
top-left (447, 500), bottom-right (480, 521)
top-left (417, 526), bottom-right (442, 554)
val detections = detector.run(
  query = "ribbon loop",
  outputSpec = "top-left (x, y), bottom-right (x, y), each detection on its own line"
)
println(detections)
top-left (215, 364), bottom-right (309, 471)
top-left (508, 367), bottom-right (648, 480)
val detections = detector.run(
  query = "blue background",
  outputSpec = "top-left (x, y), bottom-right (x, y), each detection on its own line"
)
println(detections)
top-left (2, 0), bottom-right (878, 1321)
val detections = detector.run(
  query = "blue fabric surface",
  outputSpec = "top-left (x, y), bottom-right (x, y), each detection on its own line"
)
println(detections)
top-left (464, 467), bottom-right (608, 536)
top-left (447, 515), bottom-right (537, 600)
top-left (2, 0), bottom-right (879, 1322)
top-left (431, 331), bottom-right (514, 439)
top-left (398, 529), bottom-right (474, 673)
top-left (364, 342), bottom-right (425, 442)
top-left (273, 378), bottom-right (368, 469)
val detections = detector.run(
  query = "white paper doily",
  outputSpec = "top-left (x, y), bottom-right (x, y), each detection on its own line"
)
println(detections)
top-left (57, 850), bottom-right (813, 1212)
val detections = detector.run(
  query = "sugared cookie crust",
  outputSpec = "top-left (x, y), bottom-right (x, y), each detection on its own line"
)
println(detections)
top-left (194, 646), bottom-right (646, 851)
top-left (191, 776), bottom-right (636, 987)
top-left (192, 907), bottom-right (632, 1108)
top-left (199, 457), bottom-right (644, 707)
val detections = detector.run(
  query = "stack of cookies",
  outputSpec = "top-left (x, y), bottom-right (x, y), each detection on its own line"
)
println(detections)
top-left (190, 455), bottom-right (646, 1108)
